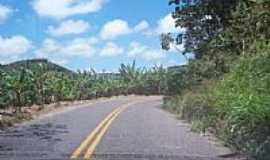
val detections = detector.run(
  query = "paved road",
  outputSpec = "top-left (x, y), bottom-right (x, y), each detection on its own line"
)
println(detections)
top-left (0, 96), bottom-right (235, 160)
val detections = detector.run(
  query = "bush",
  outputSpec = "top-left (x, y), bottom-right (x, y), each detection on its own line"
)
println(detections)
top-left (164, 80), bottom-right (215, 123)
top-left (164, 55), bottom-right (270, 159)
top-left (212, 55), bottom-right (270, 159)
top-left (163, 96), bottom-right (183, 115)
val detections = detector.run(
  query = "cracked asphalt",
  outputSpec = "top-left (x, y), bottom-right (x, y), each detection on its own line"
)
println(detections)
top-left (0, 96), bottom-right (236, 160)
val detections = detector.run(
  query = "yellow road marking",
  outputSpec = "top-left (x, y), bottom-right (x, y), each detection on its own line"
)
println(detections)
top-left (70, 107), bottom-right (121, 160)
top-left (84, 106), bottom-right (128, 160)
top-left (70, 102), bottom-right (135, 160)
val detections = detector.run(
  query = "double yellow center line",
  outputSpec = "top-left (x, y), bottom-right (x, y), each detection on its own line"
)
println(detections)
top-left (70, 102), bottom-right (135, 160)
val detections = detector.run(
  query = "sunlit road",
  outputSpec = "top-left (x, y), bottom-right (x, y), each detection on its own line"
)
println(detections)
top-left (0, 96), bottom-right (234, 160)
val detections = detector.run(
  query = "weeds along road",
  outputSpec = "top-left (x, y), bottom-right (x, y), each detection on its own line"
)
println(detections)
top-left (0, 96), bottom-right (234, 160)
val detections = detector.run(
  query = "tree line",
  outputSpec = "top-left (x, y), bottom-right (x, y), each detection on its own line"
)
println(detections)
top-left (0, 60), bottom-right (167, 113)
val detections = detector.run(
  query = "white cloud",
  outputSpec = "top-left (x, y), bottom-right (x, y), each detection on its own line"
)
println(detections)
top-left (127, 42), bottom-right (147, 57)
top-left (156, 14), bottom-right (177, 34)
top-left (100, 19), bottom-right (131, 40)
top-left (0, 4), bottom-right (12, 23)
top-left (142, 50), bottom-right (166, 61)
top-left (32, 0), bottom-right (107, 19)
top-left (169, 42), bottom-right (185, 53)
top-left (35, 37), bottom-right (97, 64)
top-left (0, 35), bottom-right (33, 57)
top-left (48, 19), bottom-right (90, 36)
top-left (134, 20), bottom-right (149, 32)
top-left (100, 19), bottom-right (151, 40)
top-left (156, 13), bottom-right (186, 34)
top-left (63, 38), bottom-right (96, 57)
top-left (127, 41), bottom-right (166, 61)
top-left (51, 59), bottom-right (69, 65)
top-left (100, 42), bottom-right (124, 57)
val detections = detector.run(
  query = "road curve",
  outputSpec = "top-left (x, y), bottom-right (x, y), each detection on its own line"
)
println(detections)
top-left (0, 96), bottom-right (234, 160)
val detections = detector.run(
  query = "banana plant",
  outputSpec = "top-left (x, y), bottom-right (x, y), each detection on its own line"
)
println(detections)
top-left (119, 60), bottom-right (147, 94)
top-left (31, 62), bottom-right (50, 107)
top-left (0, 60), bottom-right (169, 113)
top-left (0, 70), bottom-right (10, 108)
top-left (5, 68), bottom-right (34, 113)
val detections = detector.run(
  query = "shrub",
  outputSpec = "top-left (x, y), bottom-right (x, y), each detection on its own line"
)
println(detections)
top-left (164, 80), bottom-right (215, 125)
top-left (212, 55), bottom-right (270, 159)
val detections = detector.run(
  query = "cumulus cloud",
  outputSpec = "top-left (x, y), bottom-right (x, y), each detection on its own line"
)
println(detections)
top-left (127, 41), bottom-right (166, 61)
top-left (146, 13), bottom-right (186, 36)
top-left (48, 19), bottom-right (90, 37)
top-left (127, 42), bottom-right (147, 57)
top-left (0, 35), bottom-right (33, 58)
top-left (32, 0), bottom-right (107, 19)
top-left (100, 42), bottom-right (124, 57)
top-left (35, 37), bottom-right (97, 64)
top-left (134, 20), bottom-right (149, 33)
top-left (100, 19), bottom-right (131, 40)
top-left (99, 14), bottom-right (183, 40)
top-left (0, 4), bottom-right (12, 23)
top-left (151, 14), bottom-right (186, 53)
top-left (100, 19), bottom-right (150, 40)
top-left (157, 14), bottom-right (178, 34)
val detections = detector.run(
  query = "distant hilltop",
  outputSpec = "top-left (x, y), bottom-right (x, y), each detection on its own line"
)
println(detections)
top-left (0, 59), bottom-right (74, 75)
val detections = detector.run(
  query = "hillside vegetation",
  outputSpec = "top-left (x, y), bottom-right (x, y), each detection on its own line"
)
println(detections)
top-left (1, 59), bottom-right (74, 75)
top-left (162, 0), bottom-right (270, 159)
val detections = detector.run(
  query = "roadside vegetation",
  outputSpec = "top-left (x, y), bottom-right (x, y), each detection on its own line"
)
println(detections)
top-left (0, 59), bottom-right (167, 126)
top-left (162, 0), bottom-right (270, 159)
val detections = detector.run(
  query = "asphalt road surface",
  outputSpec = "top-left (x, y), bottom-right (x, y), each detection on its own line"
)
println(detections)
top-left (0, 96), bottom-right (236, 160)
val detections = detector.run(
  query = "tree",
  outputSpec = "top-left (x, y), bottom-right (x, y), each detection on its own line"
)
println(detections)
top-left (163, 0), bottom-right (270, 57)
top-left (160, 33), bottom-right (174, 50)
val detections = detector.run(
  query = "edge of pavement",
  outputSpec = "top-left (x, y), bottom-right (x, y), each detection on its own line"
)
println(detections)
top-left (12, 95), bottom-right (162, 128)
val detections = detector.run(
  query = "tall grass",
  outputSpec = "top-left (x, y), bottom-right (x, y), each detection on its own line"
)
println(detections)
top-left (164, 55), bottom-right (270, 159)
top-left (212, 55), bottom-right (270, 159)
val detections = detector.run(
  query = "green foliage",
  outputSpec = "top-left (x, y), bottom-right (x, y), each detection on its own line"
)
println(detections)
top-left (4, 68), bottom-right (36, 112)
top-left (164, 80), bottom-right (215, 123)
top-left (163, 0), bottom-right (270, 159)
top-left (162, 0), bottom-right (270, 73)
top-left (1, 59), bottom-right (74, 75)
top-left (212, 55), bottom-right (270, 159)
top-left (0, 60), bottom-right (168, 112)
top-left (160, 33), bottom-right (174, 51)
top-left (119, 61), bottom-right (167, 95)
top-left (0, 69), bottom-right (10, 108)
top-left (166, 56), bottom-right (233, 95)
top-left (164, 55), bottom-right (270, 159)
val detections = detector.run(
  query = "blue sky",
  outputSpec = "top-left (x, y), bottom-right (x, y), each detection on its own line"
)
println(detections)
top-left (0, 0), bottom-right (186, 71)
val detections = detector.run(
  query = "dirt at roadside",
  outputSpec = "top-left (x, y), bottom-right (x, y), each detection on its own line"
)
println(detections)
top-left (0, 96), bottom-right (117, 128)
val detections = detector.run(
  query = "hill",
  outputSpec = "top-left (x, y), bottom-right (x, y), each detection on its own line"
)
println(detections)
top-left (0, 59), bottom-right (74, 75)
